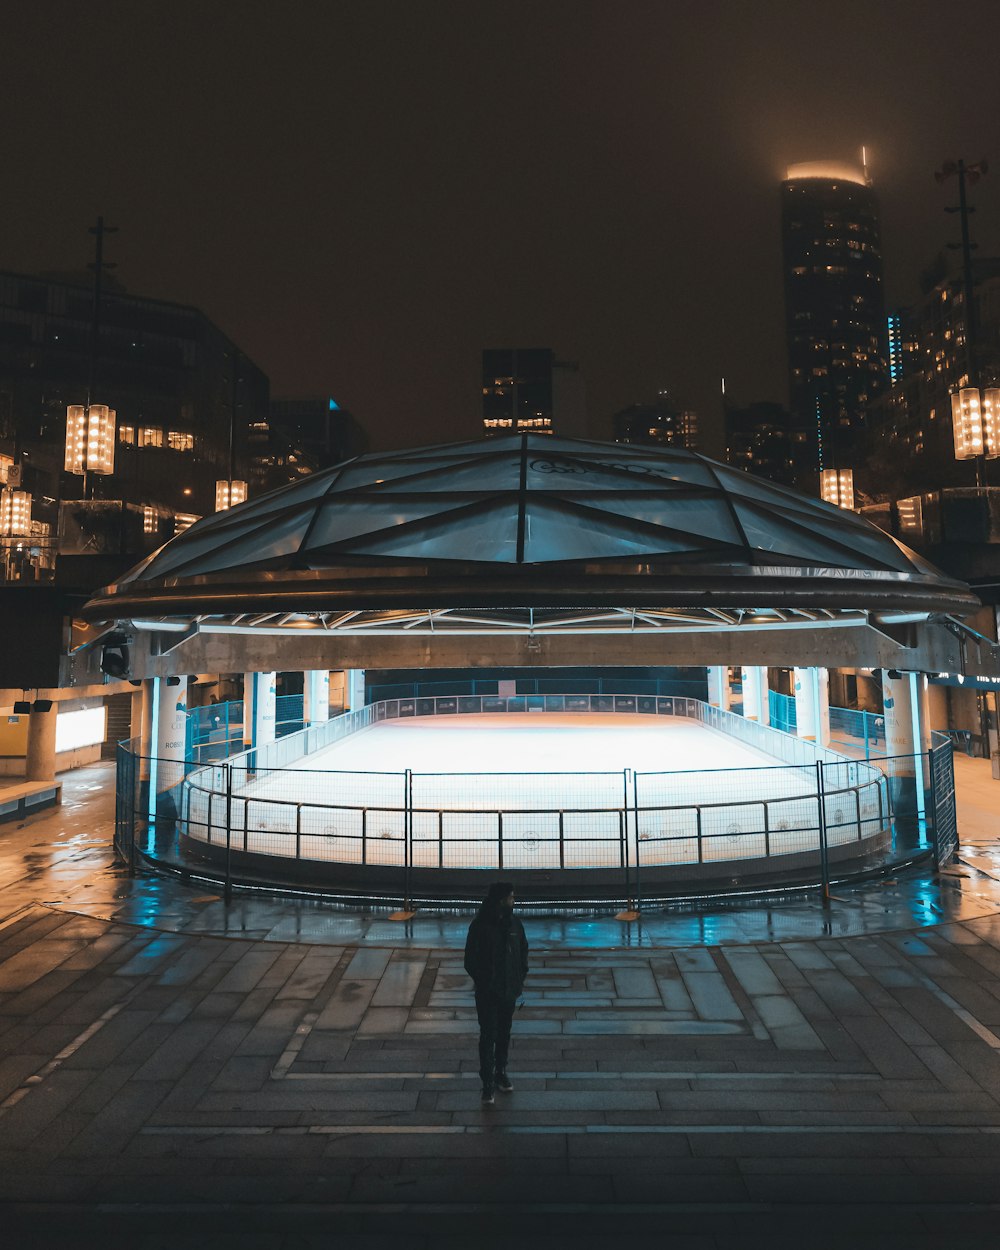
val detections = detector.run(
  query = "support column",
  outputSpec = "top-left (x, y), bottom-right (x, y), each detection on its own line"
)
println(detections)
top-left (346, 669), bottom-right (366, 713)
top-left (152, 676), bottom-right (188, 827)
top-left (740, 666), bottom-right (769, 725)
top-left (707, 665), bottom-right (731, 712)
top-left (303, 669), bottom-right (330, 724)
top-left (794, 667), bottom-right (830, 747)
top-left (25, 702), bottom-right (57, 782)
top-left (244, 671), bottom-right (277, 750)
top-left (881, 670), bottom-right (930, 846)
top-left (129, 686), bottom-right (144, 746)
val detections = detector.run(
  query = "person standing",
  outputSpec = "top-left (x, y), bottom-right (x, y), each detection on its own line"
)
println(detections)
top-left (464, 881), bottom-right (528, 1105)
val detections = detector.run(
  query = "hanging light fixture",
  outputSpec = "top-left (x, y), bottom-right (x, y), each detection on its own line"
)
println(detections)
top-left (819, 468), bottom-right (855, 510)
top-left (215, 479), bottom-right (247, 511)
top-left (64, 404), bottom-right (117, 475)
top-left (0, 488), bottom-right (32, 536)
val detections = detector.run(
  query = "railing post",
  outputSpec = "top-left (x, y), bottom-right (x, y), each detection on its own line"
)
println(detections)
top-left (224, 763), bottom-right (233, 904)
top-left (926, 743), bottom-right (939, 862)
top-left (498, 811), bottom-right (504, 870)
top-left (621, 768), bottom-right (632, 908)
top-left (697, 807), bottom-right (703, 863)
top-left (632, 771), bottom-right (642, 915)
top-left (815, 759), bottom-right (830, 904)
top-left (559, 811), bottom-right (565, 869)
top-left (295, 803), bottom-right (302, 860)
top-left (438, 810), bottom-right (444, 868)
top-left (763, 800), bottom-right (770, 858)
top-left (405, 769), bottom-right (413, 910)
top-left (127, 746), bottom-right (137, 877)
top-left (362, 807), bottom-right (367, 865)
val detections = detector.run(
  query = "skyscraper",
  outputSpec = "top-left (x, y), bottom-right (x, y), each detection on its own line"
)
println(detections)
top-left (781, 160), bottom-right (888, 484)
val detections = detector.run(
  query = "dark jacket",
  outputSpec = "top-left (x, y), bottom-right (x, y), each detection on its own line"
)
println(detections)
top-left (464, 911), bottom-right (529, 1000)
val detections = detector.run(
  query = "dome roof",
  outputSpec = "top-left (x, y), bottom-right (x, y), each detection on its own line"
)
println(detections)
top-left (85, 434), bottom-right (976, 625)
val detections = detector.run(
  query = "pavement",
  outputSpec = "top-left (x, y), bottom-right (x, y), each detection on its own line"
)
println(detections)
top-left (2, 758), bottom-right (1000, 1247)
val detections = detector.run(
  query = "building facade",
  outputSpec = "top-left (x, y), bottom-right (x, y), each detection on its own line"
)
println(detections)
top-left (612, 392), bottom-right (698, 449)
top-left (724, 400), bottom-right (795, 485)
top-left (781, 161), bottom-right (888, 486)
top-left (481, 348), bottom-right (586, 438)
top-left (0, 269), bottom-right (268, 583)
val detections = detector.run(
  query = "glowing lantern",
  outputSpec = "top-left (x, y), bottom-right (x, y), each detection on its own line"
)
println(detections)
top-left (820, 468), bottom-right (854, 510)
top-left (0, 488), bottom-right (32, 536)
top-left (64, 404), bottom-right (116, 475)
top-left (215, 480), bottom-right (247, 511)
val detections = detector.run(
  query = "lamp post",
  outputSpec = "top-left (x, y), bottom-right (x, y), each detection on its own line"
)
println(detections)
top-left (216, 349), bottom-right (246, 512)
top-left (936, 158), bottom-right (990, 486)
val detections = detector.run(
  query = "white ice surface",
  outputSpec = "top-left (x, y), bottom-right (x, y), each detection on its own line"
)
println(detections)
top-left (184, 714), bottom-right (885, 869)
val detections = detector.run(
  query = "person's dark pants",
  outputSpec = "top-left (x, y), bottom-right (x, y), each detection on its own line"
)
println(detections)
top-left (475, 989), bottom-right (516, 1086)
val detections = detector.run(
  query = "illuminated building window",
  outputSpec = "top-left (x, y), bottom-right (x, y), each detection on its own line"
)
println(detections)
top-left (138, 426), bottom-right (163, 448)
top-left (167, 431), bottom-right (194, 451)
top-left (118, 424), bottom-right (135, 444)
top-left (173, 512), bottom-right (200, 533)
top-left (483, 418), bottom-right (513, 429)
top-left (0, 453), bottom-right (12, 484)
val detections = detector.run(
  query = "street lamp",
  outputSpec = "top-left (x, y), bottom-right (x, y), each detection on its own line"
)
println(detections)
top-left (819, 467), bottom-right (855, 510)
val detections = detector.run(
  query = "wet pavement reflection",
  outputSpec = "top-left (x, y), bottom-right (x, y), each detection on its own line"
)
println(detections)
top-left (1, 760), bottom-right (999, 949)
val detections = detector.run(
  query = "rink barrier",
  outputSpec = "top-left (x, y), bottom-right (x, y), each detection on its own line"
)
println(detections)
top-left (112, 697), bottom-right (958, 905)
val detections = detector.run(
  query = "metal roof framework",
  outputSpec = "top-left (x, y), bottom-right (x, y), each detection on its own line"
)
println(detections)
top-left (81, 435), bottom-right (979, 671)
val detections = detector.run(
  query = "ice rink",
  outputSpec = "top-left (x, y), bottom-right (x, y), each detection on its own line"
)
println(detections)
top-left (183, 714), bottom-right (886, 870)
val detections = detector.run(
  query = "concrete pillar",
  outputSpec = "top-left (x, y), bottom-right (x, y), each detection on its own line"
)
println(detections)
top-left (303, 669), bottom-right (330, 723)
top-left (881, 670), bottom-right (930, 845)
top-left (129, 687), bottom-right (145, 745)
top-left (147, 676), bottom-right (188, 829)
top-left (707, 665), bottom-right (732, 712)
top-left (25, 702), bottom-right (57, 782)
top-left (244, 671), bottom-right (277, 750)
top-left (741, 666), bottom-right (769, 725)
top-left (346, 669), bottom-right (366, 712)
top-left (154, 677), bottom-right (188, 788)
top-left (794, 667), bottom-right (830, 747)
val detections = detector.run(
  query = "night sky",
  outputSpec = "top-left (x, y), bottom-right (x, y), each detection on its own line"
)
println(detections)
top-left (4, 0), bottom-right (999, 454)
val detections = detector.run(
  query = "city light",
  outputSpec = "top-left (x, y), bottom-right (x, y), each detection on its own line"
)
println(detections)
top-left (897, 495), bottom-right (923, 539)
top-left (0, 488), bottom-right (32, 536)
top-left (215, 479), bottom-right (248, 511)
top-left (64, 404), bottom-right (117, 475)
top-left (819, 468), bottom-right (855, 510)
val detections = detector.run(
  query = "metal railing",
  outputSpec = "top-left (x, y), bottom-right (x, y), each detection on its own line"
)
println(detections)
top-left (107, 694), bottom-right (954, 906)
top-left (769, 690), bottom-right (886, 759)
top-left (186, 693), bottom-right (311, 763)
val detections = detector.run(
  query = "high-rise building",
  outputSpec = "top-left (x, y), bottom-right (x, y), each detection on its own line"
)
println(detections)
top-left (481, 349), bottom-right (586, 438)
top-left (862, 258), bottom-right (1000, 497)
top-left (781, 160), bottom-right (888, 485)
top-left (612, 392), bottom-right (698, 449)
